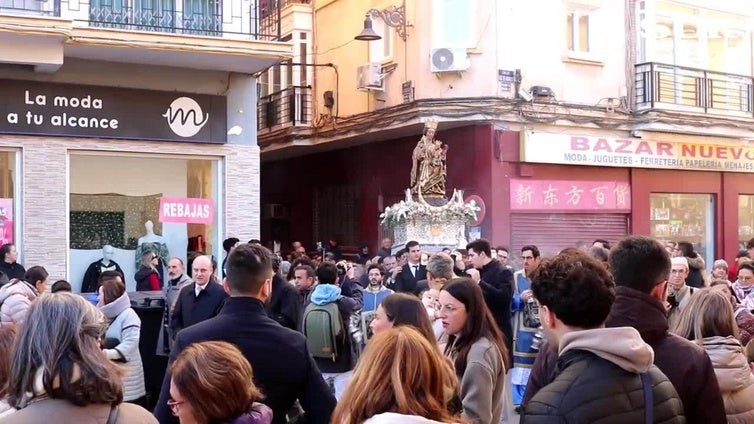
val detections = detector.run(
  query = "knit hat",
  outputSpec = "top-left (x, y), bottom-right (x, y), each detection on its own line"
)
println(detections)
top-left (713, 259), bottom-right (728, 270)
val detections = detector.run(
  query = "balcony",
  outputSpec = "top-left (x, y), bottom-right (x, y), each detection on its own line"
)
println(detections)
top-left (258, 85), bottom-right (312, 131)
top-left (635, 62), bottom-right (754, 118)
top-left (0, 0), bottom-right (282, 40)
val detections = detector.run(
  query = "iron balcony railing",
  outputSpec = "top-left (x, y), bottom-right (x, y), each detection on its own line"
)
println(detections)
top-left (258, 85), bottom-right (312, 130)
top-left (635, 62), bottom-right (754, 117)
top-left (0, 0), bottom-right (281, 40)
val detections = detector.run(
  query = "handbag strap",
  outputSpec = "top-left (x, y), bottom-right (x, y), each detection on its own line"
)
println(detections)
top-left (641, 372), bottom-right (653, 424)
top-left (106, 403), bottom-right (119, 424)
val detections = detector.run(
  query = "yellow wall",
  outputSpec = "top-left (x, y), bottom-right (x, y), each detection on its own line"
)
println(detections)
top-left (313, 0), bottom-right (630, 120)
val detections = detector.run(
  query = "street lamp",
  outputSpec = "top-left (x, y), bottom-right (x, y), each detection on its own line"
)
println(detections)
top-left (354, 1), bottom-right (410, 42)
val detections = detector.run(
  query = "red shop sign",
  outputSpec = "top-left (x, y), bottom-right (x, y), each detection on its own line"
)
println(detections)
top-left (159, 197), bottom-right (215, 224)
top-left (510, 179), bottom-right (631, 211)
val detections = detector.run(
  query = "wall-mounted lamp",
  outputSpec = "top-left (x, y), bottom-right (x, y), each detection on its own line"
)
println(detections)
top-left (354, 1), bottom-right (410, 42)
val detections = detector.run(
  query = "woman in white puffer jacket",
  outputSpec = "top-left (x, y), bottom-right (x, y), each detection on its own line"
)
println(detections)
top-left (97, 271), bottom-right (146, 405)
top-left (0, 266), bottom-right (47, 327)
top-left (672, 288), bottom-right (754, 424)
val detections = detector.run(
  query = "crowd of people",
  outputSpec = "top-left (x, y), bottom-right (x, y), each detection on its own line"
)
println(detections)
top-left (0, 235), bottom-right (751, 423)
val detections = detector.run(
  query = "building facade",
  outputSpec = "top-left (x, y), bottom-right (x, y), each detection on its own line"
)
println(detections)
top-left (0, 1), bottom-right (290, 290)
top-left (260, 0), bottom-right (754, 264)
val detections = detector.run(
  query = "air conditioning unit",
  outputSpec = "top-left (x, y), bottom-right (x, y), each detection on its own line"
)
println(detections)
top-left (263, 204), bottom-right (289, 219)
top-left (357, 63), bottom-right (384, 91)
top-left (430, 48), bottom-right (470, 73)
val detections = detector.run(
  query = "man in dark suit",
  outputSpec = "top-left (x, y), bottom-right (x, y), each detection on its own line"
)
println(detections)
top-left (155, 244), bottom-right (336, 424)
top-left (394, 240), bottom-right (427, 295)
top-left (265, 255), bottom-right (303, 331)
top-left (169, 255), bottom-right (228, 342)
top-left (466, 239), bottom-right (514, 356)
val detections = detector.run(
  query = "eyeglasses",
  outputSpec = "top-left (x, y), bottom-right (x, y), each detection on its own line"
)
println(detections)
top-left (439, 304), bottom-right (465, 314)
top-left (167, 399), bottom-right (185, 416)
top-left (151, 255), bottom-right (159, 260)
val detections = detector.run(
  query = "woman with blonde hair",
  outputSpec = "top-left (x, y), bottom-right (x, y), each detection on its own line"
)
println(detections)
top-left (2, 292), bottom-right (155, 422)
top-left (332, 326), bottom-right (462, 424)
top-left (671, 288), bottom-right (754, 423)
top-left (169, 341), bottom-right (271, 424)
top-left (135, 251), bottom-right (161, 291)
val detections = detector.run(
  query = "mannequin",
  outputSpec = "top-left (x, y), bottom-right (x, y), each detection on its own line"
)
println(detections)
top-left (134, 220), bottom-right (170, 287)
top-left (81, 244), bottom-right (124, 293)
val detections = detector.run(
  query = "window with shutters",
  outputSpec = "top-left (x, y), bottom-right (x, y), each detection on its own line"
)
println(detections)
top-left (313, 184), bottom-right (360, 247)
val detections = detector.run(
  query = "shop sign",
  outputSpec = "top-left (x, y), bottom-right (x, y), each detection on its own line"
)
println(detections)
top-left (521, 131), bottom-right (754, 173)
top-left (159, 197), bottom-right (215, 224)
top-left (0, 199), bottom-right (12, 244)
top-left (0, 80), bottom-right (227, 143)
top-left (510, 179), bottom-right (631, 211)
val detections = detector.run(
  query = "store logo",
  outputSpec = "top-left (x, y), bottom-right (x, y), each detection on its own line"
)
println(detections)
top-left (163, 97), bottom-right (209, 137)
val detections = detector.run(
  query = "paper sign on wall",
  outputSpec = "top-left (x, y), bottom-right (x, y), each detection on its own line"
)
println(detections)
top-left (159, 197), bottom-right (214, 224)
top-left (0, 199), bottom-right (12, 245)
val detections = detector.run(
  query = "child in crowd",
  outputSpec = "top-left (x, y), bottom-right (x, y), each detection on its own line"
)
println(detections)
top-left (421, 287), bottom-right (444, 340)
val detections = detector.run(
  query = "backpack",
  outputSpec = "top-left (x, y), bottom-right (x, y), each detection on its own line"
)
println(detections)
top-left (303, 301), bottom-right (343, 361)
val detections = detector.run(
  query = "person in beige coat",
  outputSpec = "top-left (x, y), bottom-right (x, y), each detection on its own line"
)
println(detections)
top-left (439, 278), bottom-right (508, 424)
top-left (672, 288), bottom-right (754, 424)
top-left (0, 292), bottom-right (156, 423)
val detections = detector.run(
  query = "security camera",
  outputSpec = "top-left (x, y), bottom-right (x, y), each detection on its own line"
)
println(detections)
top-left (518, 87), bottom-right (533, 102)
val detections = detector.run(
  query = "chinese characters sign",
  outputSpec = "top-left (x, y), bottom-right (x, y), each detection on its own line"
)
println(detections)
top-left (521, 131), bottom-right (754, 173)
top-left (510, 180), bottom-right (631, 211)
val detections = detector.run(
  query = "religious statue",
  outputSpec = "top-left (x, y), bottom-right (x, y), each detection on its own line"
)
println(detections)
top-left (410, 120), bottom-right (448, 198)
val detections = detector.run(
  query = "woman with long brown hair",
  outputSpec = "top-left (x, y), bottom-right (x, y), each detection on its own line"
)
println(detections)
top-left (370, 293), bottom-right (436, 343)
top-left (671, 288), bottom-right (754, 423)
top-left (332, 326), bottom-right (461, 424)
top-left (439, 278), bottom-right (507, 424)
top-left (2, 292), bottom-right (155, 422)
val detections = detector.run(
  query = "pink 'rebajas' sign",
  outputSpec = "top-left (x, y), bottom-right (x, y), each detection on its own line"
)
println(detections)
top-left (159, 197), bottom-right (214, 224)
top-left (0, 199), bottom-right (12, 245)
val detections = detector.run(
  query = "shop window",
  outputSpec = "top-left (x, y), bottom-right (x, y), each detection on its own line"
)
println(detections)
top-left (0, 151), bottom-right (18, 252)
top-left (739, 195), bottom-right (754, 250)
top-left (650, 193), bottom-right (714, 266)
top-left (68, 154), bottom-right (221, 293)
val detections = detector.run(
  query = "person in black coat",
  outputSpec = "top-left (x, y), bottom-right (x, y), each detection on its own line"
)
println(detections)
top-left (394, 241), bottom-right (427, 295)
top-left (524, 236), bottom-right (727, 424)
top-left (522, 250), bottom-right (685, 423)
top-left (154, 244), bottom-right (336, 424)
top-left (169, 255), bottom-right (228, 341)
top-left (0, 243), bottom-right (25, 281)
top-left (266, 260), bottom-right (303, 332)
top-left (466, 239), bottom-right (514, 352)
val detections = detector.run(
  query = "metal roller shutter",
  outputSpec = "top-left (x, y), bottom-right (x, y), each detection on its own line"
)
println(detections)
top-left (510, 213), bottom-right (629, 257)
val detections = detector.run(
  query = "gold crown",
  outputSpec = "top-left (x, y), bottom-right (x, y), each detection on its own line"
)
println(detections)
top-left (424, 119), bottom-right (439, 130)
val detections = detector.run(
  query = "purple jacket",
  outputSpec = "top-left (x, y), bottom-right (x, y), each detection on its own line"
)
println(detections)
top-left (230, 403), bottom-right (273, 424)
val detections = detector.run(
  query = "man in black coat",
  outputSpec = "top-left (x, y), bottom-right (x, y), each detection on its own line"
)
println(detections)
top-left (466, 239), bottom-right (514, 353)
top-left (524, 236), bottom-right (726, 424)
top-left (394, 240), bottom-right (426, 295)
top-left (266, 257), bottom-right (303, 332)
top-left (169, 255), bottom-right (228, 341)
top-left (154, 244), bottom-right (336, 424)
top-left (522, 251), bottom-right (685, 423)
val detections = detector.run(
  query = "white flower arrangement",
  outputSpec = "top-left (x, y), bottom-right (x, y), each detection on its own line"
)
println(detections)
top-left (380, 189), bottom-right (480, 227)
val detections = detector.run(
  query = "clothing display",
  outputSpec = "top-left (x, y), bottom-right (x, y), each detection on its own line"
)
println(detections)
top-left (81, 259), bottom-right (124, 293)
